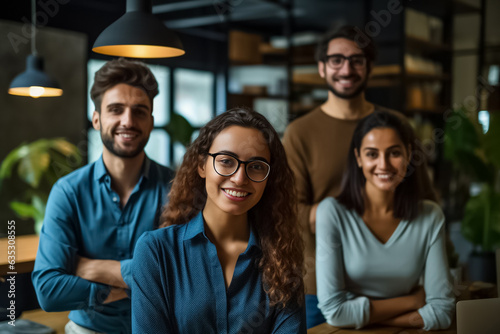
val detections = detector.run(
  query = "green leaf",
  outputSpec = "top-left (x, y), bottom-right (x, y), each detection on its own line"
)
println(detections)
top-left (32, 195), bottom-right (47, 223)
top-left (164, 113), bottom-right (195, 147)
top-left (462, 186), bottom-right (500, 251)
top-left (0, 143), bottom-right (29, 179)
top-left (484, 112), bottom-right (500, 168)
top-left (444, 109), bottom-right (481, 160)
top-left (51, 138), bottom-right (78, 156)
top-left (10, 201), bottom-right (40, 219)
top-left (17, 150), bottom-right (50, 188)
top-left (453, 150), bottom-right (493, 183)
top-left (1, 138), bottom-right (81, 233)
top-left (0, 138), bottom-right (82, 189)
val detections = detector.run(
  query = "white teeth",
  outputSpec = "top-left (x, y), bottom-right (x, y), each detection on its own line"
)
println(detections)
top-left (377, 174), bottom-right (391, 179)
top-left (224, 189), bottom-right (248, 198)
top-left (118, 133), bottom-right (135, 138)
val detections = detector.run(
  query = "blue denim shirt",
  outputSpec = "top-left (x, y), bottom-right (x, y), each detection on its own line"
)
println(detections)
top-left (131, 212), bottom-right (306, 333)
top-left (32, 156), bottom-right (174, 333)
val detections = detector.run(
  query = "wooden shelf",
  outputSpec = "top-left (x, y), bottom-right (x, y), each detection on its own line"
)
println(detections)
top-left (292, 65), bottom-right (449, 90)
top-left (371, 64), bottom-right (402, 76)
top-left (259, 43), bottom-right (286, 55)
top-left (292, 72), bottom-right (323, 86)
top-left (370, 65), bottom-right (449, 81)
top-left (230, 43), bottom-right (317, 66)
top-left (406, 36), bottom-right (452, 54)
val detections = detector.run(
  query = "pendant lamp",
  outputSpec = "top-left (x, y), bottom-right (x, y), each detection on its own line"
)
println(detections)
top-left (92, 0), bottom-right (185, 58)
top-left (8, 0), bottom-right (63, 98)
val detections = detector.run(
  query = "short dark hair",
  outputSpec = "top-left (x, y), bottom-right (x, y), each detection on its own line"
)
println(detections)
top-left (337, 111), bottom-right (422, 221)
top-left (315, 25), bottom-right (377, 66)
top-left (90, 58), bottom-right (159, 113)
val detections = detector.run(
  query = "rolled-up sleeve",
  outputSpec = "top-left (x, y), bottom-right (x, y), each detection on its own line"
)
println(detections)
top-left (418, 209), bottom-right (455, 330)
top-left (316, 198), bottom-right (370, 329)
top-left (120, 258), bottom-right (132, 290)
top-left (32, 181), bottom-right (110, 312)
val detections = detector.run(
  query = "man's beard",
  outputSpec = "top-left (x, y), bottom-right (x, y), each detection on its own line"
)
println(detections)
top-left (327, 75), bottom-right (368, 99)
top-left (101, 127), bottom-right (148, 158)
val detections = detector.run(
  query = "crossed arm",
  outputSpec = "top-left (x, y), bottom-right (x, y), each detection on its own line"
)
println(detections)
top-left (75, 257), bottom-right (129, 303)
top-left (315, 199), bottom-right (454, 330)
top-left (368, 287), bottom-right (425, 327)
top-left (32, 183), bottom-right (130, 311)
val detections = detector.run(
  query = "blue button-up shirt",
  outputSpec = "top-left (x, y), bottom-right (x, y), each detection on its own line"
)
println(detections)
top-left (131, 212), bottom-right (306, 333)
top-left (32, 156), bottom-right (174, 333)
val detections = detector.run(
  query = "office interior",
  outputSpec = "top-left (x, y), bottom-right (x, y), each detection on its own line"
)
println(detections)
top-left (0, 0), bottom-right (499, 329)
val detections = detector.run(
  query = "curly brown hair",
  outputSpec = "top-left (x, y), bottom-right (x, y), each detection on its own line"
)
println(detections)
top-left (160, 107), bottom-right (304, 308)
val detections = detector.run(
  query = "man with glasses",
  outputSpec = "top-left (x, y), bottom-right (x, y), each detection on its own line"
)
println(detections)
top-left (282, 25), bottom-right (436, 328)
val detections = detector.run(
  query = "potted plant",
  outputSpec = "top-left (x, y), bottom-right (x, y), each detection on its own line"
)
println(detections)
top-left (0, 138), bottom-right (82, 234)
top-left (444, 108), bottom-right (500, 283)
top-left (164, 112), bottom-right (195, 148)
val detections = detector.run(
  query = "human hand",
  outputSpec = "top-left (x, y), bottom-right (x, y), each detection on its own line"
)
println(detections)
top-left (75, 256), bottom-right (96, 281)
top-left (75, 256), bottom-right (128, 288)
top-left (104, 287), bottom-right (129, 304)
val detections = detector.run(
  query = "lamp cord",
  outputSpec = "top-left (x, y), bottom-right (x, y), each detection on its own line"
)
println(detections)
top-left (31, 0), bottom-right (37, 56)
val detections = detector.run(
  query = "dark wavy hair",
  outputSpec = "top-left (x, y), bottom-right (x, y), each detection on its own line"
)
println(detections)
top-left (337, 111), bottom-right (422, 221)
top-left (160, 107), bottom-right (304, 307)
top-left (315, 25), bottom-right (377, 72)
top-left (90, 57), bottom-right (159, 113)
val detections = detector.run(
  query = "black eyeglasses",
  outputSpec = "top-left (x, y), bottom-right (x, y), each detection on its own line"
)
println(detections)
top-left (207, 152), bottom-right (270, 183)
top-left (324, 54), bottom-right (367, 69)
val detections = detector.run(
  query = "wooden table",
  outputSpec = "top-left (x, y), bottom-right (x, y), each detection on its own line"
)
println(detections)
top-left (19, 309), bottom-right (69, 334)
top-left (308, 322), bottom-right (457, 334)
top-left (0, 234), bottom-right (39, 276)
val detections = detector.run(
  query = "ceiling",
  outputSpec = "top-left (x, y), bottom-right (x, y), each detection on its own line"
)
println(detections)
top-left (3, 0), bottom-right (366, 45)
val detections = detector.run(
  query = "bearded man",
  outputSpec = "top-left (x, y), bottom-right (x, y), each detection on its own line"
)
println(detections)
top-left (33, 58), bottom-right (174, 334)
top-left (283, 25), bottom-right (436, 329)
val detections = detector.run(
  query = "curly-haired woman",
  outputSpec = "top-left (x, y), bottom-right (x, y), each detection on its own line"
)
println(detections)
top-left (131, 108), bottom-right (306, 333)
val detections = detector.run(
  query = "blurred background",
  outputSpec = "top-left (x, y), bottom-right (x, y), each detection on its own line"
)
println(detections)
top-left (1, 0), bottom-right (499, 281)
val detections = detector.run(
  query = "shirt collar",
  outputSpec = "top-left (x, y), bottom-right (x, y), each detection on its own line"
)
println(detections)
top-left (93, 155), bottom-right (151, 182)
top-left (183, 212), bottom-right (261, 253)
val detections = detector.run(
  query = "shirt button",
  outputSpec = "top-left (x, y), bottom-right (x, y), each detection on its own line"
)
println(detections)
top-left (113, 197), bottom-right (118, 203)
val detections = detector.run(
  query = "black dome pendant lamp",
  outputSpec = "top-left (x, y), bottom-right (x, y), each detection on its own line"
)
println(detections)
top-left (92, 0), bottom-right (185, 58)
top-left (8, 0), bottom-right (63, 98)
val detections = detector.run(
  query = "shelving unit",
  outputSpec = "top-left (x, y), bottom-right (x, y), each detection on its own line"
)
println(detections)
top-left (224, 0), bottom-right (484, 142)
top-left (356, 0), bottom-right (484, 193)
